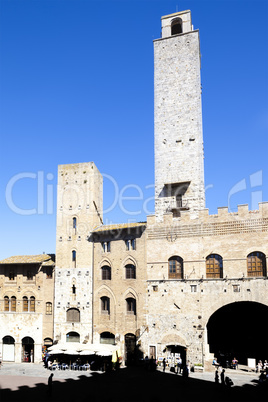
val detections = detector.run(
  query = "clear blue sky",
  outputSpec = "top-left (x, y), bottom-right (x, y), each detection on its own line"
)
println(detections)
top-left (0, 0), bottom-right (267, 259)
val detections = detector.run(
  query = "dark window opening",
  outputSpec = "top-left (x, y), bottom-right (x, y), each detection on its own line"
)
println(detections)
top-left (171, 18), bottom-right (183, 35)
top-left (101, 265), bottom-right (111, 280)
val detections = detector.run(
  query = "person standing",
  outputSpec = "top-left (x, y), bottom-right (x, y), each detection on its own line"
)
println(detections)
top-left (215, 370), bottom-right (219, 384)
top-left (163, 358), bottom-right (166, 372)
top-left (220, 369), bottom-right (225, 385)
top-left (177, 356), bottom-right (182, 374)
top-left (48, 373), bottom-right (53, 397)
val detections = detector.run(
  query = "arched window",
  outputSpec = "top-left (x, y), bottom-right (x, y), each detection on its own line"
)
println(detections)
top-left (247, 252), bottom-right (266, 277)
top-left (66, 331), bottom-right (80, 343)
top-left (171, 18), bottom-right (183, 35)
top-left (46, 302), bottom-right (52, 315)
top-left (30, 296), bottom-right (35, 312)
top-left (23, 296), bottom-right (28, 312)
top-left (10, 296), bottom-right (16, 312)
top-left (73, 217), bottom-right (77, 234)
top-left (168, 256), bottom-right (184, 279)
top-left (66, 308), bottom-right (80, 322)
top-left (126, 297), bottom-right (136, 315)
top-left (125, 264), bottom-right (136, 279)
top-left (206, 254), bottom-right (223, 278)
top-left (3, 335), bottom-right (15, 345)
top-left (101, 265), bottom-right (111, 280)
top-left (72, 250), bottom-right (76, 268)
top-left (100, 296), bottom-right (110, 314)
top-left (4, 296), bottom-right (9, 312)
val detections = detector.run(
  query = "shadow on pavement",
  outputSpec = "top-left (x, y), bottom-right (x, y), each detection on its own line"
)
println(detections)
top-left (0, 367), bottom-right (267, 402)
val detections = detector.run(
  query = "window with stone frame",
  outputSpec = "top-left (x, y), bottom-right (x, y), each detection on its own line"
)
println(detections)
top-left (247, 252), bottom-right (267, 277)
top-left (72, 250), bottom-right (77, 268)
top-left (126, 297), bottom-right (136, 315)
top-left (23, 296), bottom-right (28, 312)
top-left (206, 254), bottom-right (223, 279)
top-left (4, 296), bottom-right (9, 311)
top-left (66, 307), bottom-right (80, 322)
top-left (171, 17), bottom-right (183, 35)
top-left (29, 296), bottom-right (35, 312)
top-left (101, 296), bottom-right (110, 314)
top-left (10, 296), bottom-right (16, 312)
top-left (125, 264), bottom-right (136, 279)
top-left (46, 302), bottom-right (52, 315)
top-left (168, 256), bottom-right (184, 279)
top-left (101, 265), bottom-right (111, 280)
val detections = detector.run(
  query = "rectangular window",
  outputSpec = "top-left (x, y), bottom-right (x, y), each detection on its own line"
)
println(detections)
top-left (233, 285), bottom-right (240, 292)
top-left (191, 285), bottom-right (197, 293)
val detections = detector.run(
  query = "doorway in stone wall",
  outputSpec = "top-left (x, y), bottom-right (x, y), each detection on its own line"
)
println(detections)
top-left (125, 333), bottom-right (136, 366)
top-left (21, 337), bottom-right (34, 362)
top-left (164, 344), bottom-right (187, 367)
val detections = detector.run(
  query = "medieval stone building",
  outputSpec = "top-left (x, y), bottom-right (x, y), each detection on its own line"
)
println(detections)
top-left (0, 10), bottom-right (267, 368)
top-left (0, 254), bottom-right (54, 362)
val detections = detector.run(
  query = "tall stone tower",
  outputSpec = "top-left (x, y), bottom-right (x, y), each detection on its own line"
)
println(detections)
top-left (154, 10), bottom-right (205, 221)
top-left (54, 162), bottom-right (103, 345)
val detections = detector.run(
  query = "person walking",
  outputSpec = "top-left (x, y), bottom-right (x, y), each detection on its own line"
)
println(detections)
top-left (163, 358), bottom-right (166, 372)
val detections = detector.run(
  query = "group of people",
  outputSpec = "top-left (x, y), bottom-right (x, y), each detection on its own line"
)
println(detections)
top-left (162, 357), bottom-right (190, 377)
top-left (256, 360), bottom-right (268, 373)
top-left (214, 367), bottom-right (233, 387)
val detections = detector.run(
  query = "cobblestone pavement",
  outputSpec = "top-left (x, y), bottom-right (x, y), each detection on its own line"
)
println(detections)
top-left (0, 363), bottom-right (266, 402)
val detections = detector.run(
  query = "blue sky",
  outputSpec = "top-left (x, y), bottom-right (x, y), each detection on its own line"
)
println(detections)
top-left (0, 0), bottom-right (267, 259)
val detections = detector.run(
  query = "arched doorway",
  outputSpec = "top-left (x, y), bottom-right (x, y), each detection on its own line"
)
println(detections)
top-left (100, 332), bottom-right (115, 345)
top-left (66, 332), bottom-right (80, 343)
top-left (2, 336), bottom-right (15, 362)
top-left (164, 344), bottom-right (187, 367)
top-left (22, 337), bottom-right (34, 362)
top-left (207, 301), bottom-right (268, 366)
top-left (125, 333), bottom-right (136, 366)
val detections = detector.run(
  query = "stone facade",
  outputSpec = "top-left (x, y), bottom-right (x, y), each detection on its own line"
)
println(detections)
top-left (144, 205), bottom-right (268, 367)
top-left (0, 254), bottom-right (54, 363)
top-left (91, 223), bottom-right (147, 363)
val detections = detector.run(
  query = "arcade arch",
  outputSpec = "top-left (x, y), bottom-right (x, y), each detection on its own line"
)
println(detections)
top-left (206, 301), bottom-right (268, 366)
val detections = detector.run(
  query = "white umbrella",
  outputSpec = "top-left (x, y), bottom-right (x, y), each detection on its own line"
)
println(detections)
top-left (48, 349), bottom-right (64, 355)
top-left (79, 350), bottom-right (94, 355)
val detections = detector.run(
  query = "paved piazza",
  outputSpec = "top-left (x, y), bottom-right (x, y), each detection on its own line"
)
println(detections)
top-left (0, 362), bottom-right (266, 402)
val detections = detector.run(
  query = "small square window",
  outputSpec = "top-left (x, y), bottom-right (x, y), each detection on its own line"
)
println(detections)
top-left (191, 285), bottom-right (197, 293)
top-left (233, 285), bottom-right (240, 292)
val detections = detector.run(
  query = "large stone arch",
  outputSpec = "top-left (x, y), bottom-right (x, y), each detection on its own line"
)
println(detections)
top-left (205, 301), bottom-right (268, 366)
top-left (161, 332), bottom-right (187, 348)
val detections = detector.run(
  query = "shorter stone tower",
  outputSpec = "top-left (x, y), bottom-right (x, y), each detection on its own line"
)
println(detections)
top-left (54, 162), bottom-right (103, 345)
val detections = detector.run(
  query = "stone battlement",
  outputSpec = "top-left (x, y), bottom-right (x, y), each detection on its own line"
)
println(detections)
top-left (147, 202), bottom-right (268, 226)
